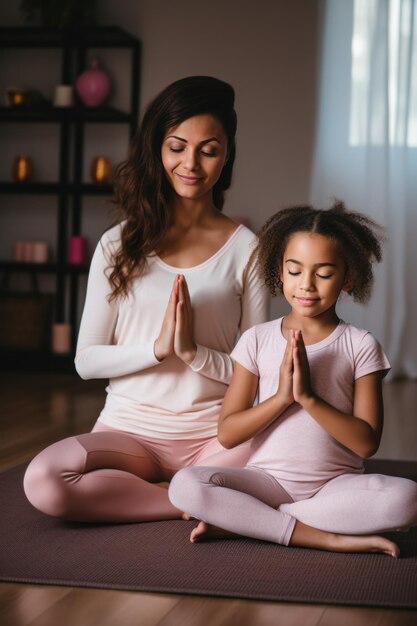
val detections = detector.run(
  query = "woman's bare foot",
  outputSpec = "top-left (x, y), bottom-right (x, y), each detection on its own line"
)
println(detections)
top-left (190, 520), bottom-right (237, 543)
top-left (290, 521), bottom-right (400, 557)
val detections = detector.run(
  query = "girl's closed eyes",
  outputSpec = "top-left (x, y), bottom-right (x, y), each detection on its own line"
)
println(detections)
top-left (287, 270), bottom-right (334, 279)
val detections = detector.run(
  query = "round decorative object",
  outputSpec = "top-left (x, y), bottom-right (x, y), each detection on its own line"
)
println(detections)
top-left (12, 155), bottom-right (33, 182)
top-left (7, 88), bottom-right (26, 107)
top-left (75, 59), bottom-right (111, 107)
top-left (90, 156), bottom-right (112, 183)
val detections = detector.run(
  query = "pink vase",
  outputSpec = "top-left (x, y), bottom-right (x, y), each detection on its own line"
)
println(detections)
top-left (76, 59), bottom-right (111, 107)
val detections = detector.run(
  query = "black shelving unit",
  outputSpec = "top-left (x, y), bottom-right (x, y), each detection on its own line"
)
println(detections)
top-left (0, 26), bottom-right (141, 371)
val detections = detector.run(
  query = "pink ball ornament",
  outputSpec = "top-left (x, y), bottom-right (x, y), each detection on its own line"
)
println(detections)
top-left (76, 59), bottom-right (111, 107)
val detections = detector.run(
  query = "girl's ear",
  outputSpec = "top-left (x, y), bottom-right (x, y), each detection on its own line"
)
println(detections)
top-left (342, 274), bottom-right (353, 294)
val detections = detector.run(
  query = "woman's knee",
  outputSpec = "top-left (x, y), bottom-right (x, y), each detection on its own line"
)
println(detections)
top-left (24, 459), bottom-right (62, 517)
top-left (23, 437), bottom-right (87, 518)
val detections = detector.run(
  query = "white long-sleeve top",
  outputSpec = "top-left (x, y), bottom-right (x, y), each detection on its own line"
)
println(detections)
top-left (75, 223), bottom-right (270, 439)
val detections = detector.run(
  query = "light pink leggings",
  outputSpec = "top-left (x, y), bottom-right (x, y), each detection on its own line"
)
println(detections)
top-left (23, 423), bottom-right (251, 522)
top-left (168, 465), bottom-right (417, 545)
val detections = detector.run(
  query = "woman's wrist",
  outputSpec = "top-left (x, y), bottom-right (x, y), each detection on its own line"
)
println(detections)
top-left (154, 338), bottom-right (170, 361)
top-left (179, 344), bottom-right (197, 365)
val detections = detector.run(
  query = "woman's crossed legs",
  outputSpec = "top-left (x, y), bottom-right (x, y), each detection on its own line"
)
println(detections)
top-left (23, 424), bottom-right (251, 523)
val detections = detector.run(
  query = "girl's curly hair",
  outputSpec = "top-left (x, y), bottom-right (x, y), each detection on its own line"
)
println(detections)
top-left (252, 201), bottom-right (384, 303)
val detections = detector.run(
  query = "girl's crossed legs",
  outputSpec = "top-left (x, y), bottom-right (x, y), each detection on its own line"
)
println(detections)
top-left (169, 465), bottom-right (417, 555)
top-left (279, 471), bottom-right (417, 534)
top-left (23, 423), bottom-right (251, 523)
top-left (169, 465), bottom-right (297, 545)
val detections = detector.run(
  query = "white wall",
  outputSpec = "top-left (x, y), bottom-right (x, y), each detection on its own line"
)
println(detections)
top-left (97, 0), bottom-right (319, 230)
top-left (0, 0), bottom-right (319, 318)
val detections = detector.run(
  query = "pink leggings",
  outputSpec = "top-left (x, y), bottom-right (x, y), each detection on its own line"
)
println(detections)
top-left (168, 465), bottom-right (417, 545)
top-left (23, 423), bottom-right (251, 522)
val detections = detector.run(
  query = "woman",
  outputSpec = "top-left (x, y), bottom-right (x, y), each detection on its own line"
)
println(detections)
top-left (23, 76), bottom-right (270, 522)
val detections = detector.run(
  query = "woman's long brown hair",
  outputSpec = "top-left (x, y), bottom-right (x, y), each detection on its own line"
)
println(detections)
top-left (108, 76), bottom-right (237, 300)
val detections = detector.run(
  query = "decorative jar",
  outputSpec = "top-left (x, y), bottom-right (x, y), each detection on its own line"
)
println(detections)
top-left (12, 155), bottom-right (32, 182)
top-left (75, 60), bottom-right (111, 107)
top-left (90, 156), bottom-right (112, 183)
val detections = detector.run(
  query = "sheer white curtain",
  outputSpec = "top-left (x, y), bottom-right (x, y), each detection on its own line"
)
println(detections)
top-left (311, 0), bottom-right (417, 379)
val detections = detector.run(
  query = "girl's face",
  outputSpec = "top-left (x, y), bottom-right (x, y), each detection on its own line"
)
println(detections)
top-left (161, 114), bottom-right (228, 203)
top-left (281, 232), bottom-right (350, 320)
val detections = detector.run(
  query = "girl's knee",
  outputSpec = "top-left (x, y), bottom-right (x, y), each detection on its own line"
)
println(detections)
top-left (169, 467), bottom-right (199, 509)
top-left (400, 479), bottom-right (417, 527)
top-left (377, 477), bottom-right (417, 529)
top-left (168, 466), bottom-right (211, 512)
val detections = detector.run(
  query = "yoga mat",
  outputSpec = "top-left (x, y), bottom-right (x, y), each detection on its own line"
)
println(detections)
top-left (1, 460), bottom-right (416, 608)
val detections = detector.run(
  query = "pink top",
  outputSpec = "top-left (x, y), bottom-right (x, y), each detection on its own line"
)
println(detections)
top-left (231, 318), bottom-right (390, 488)
top-left (75, 223), bottom-right (270, 439)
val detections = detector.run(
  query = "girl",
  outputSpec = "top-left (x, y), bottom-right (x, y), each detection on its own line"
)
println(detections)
top-left (23, 76), bottom-right (269, 523)
top-left (169, 202), bottom-right (417, 556)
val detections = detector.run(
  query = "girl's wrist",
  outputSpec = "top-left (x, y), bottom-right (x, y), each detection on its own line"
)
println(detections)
top-left (273, 391), bottom-right (293, 413)
top-left (297, 392), bottom-right (316, 411)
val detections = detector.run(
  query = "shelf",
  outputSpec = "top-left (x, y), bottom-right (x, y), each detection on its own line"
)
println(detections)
top-left (0, 261), bottom-right (89, 274)
top-left (80, 183), bottom-right (114, 195)
top-left (0, 26), bottom-right (140, 49)
top-left (0, 348), bottom-right (76, 373)
top-left (0, 182), bottom-right (114, 195)
top-left (0, 105), bottom-right (134, 123)
top-left (0, 183), bottom-right (62, 194)
top-left (0, 26), bottom-right (140, 371)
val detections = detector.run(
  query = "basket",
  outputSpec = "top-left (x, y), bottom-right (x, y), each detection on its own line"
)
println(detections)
top-left (0, 275), bottom-right (54, 351)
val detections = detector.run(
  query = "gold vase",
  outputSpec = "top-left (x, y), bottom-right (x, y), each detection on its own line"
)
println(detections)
top-left (9, 89), bottom-right (26, 107)
top-left (90, 156), bottom-right (111, 183)
top-left (12, 156), bottom-right (33, 182)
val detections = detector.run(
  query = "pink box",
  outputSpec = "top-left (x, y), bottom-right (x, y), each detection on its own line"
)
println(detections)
top-left (13, 241), bottom-right (27, 261)
top-left (68, 236), bottom-right (88, 265)
top-left (52, 323), bottom-right (72, 354)
top-left (32, 241), bottom-right (49, 263)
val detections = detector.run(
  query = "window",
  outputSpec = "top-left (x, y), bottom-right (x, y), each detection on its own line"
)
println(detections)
top-left (350, 0), bottom-right (417, 146)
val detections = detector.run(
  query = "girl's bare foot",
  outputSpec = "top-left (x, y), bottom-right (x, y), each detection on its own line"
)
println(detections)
top-left (189, 519), bottom-right (400, 557)
top-left (332, 533), bottom-right (400, 557)
top-left (290, 521), bottom-right (400, 557)
top-left (190, 520), bottom-right (237, 543)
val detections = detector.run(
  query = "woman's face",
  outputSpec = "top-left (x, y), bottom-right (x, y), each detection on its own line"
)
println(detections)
top-left (161, 114), bottom-right (228, 203)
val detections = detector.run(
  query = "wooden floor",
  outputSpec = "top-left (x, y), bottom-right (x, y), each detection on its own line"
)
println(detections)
top-left (1, 372), bottom-right (417, 626)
